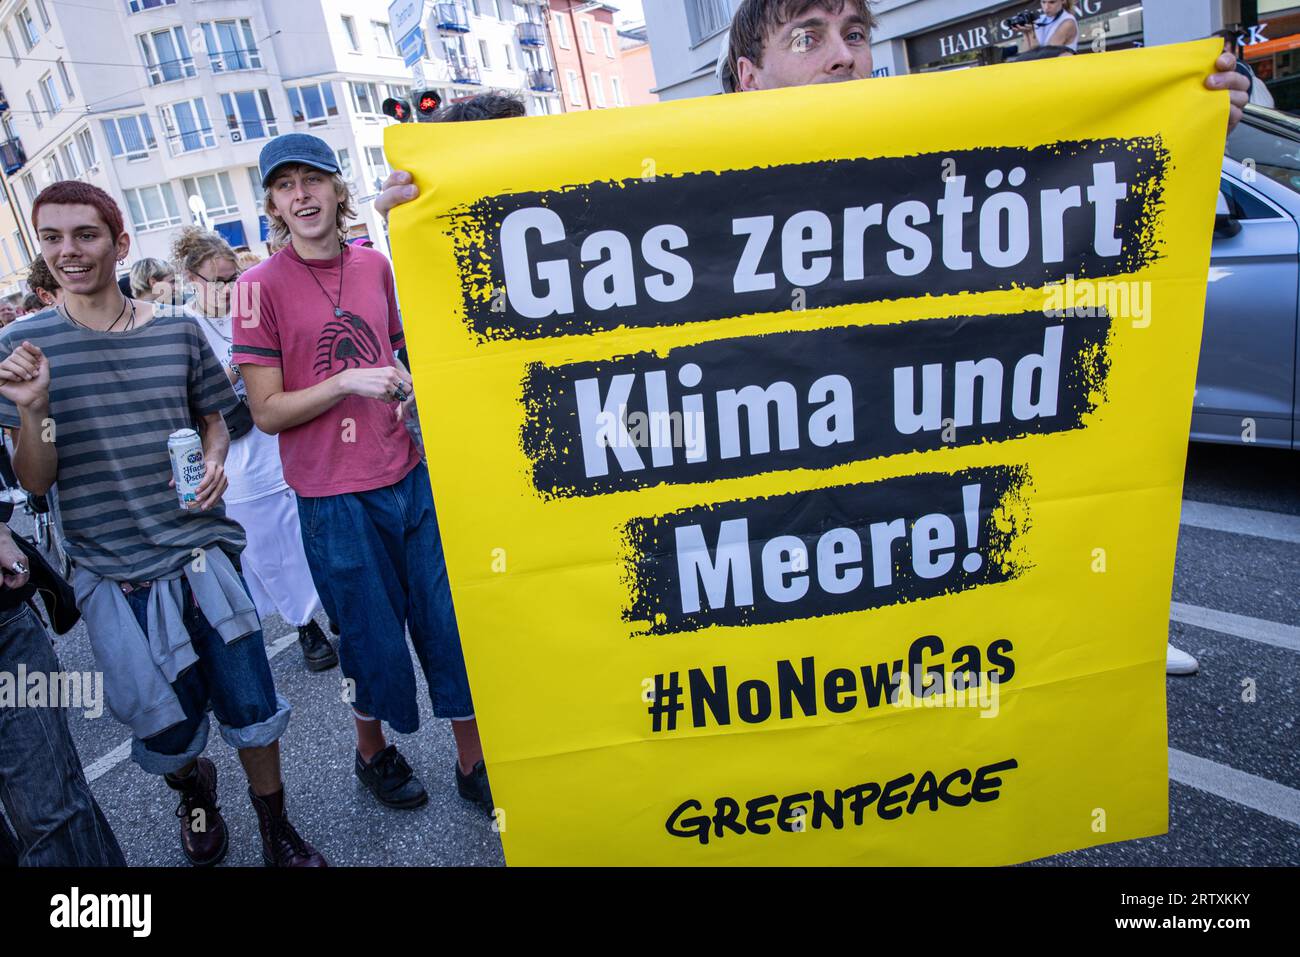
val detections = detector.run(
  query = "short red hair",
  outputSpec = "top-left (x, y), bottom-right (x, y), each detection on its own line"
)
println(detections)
top-left (31, 180), bottom-right (125, 238)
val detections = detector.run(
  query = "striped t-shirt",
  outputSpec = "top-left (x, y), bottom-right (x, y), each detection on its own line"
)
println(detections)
top-left (0, 306), bottom-right (246, 581)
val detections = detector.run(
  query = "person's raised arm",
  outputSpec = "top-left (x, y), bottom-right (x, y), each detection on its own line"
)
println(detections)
top-left (0, 342), bottom-right (57, 495)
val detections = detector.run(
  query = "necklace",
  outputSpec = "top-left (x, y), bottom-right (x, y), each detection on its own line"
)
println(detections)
top-left (61, 294), bottom-right (133, 333)
top-left (198, 310), bottom-right (232, 343)
top-left (301, 244), bottom-right (347, 318)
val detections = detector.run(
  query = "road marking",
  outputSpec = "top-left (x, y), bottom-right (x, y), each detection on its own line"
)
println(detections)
top-left (1170, 748), bottom-right (1300, 828)
top-left (1171, 602), bottom-right (1300, 653)
top-left (86, 629), bottom-right (299, 783)
top-left (1180, 500), bottom-right (1300, 545)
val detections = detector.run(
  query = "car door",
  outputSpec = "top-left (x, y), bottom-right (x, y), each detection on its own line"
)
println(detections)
top-left (1193, 165), bottom-right (1298, 448)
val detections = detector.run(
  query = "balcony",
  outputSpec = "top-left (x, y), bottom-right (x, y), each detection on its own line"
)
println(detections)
top-left (0, 136), bottom-right (25, 175)
top-left (434, 2), bottom-right (470, 33)
top-left (527, 68), bottom-right (556, 93)
top-left (449, 57), bottom-right (481, 85)
top-left (517, 22), bottom-right (546, 47)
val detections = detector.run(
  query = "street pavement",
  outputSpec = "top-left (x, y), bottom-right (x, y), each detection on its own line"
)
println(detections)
top-left (14, 440), bottom-right (1299, 867)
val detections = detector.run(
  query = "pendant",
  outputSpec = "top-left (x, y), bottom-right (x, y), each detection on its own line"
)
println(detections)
top-left (334, 307), bottom-right (343, 318)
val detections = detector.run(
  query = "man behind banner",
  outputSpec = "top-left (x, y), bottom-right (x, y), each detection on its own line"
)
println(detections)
top-left (376, 0), bottom-right (1245, 681)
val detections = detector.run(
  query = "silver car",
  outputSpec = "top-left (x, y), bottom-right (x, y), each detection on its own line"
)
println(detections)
top-left (1199, 105), bottom-right (1300, 449)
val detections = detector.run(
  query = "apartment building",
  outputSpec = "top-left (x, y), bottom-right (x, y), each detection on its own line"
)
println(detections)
top-left (0, 0), bottom-right (563, 270)
top-left (547, 0), bottom-right (644, 110)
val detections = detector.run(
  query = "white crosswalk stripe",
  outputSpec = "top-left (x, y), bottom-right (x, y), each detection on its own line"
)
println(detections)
top-left (1180, 500), bottom-right (1300, 544)
top-left (1169, 748), bottom-right (1300, 828)
top-left (1171, 602), bottom-right (1300, 653)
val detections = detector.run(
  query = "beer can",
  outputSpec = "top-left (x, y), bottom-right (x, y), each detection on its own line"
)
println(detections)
top-left (168, 428), bottom-right (205, 509)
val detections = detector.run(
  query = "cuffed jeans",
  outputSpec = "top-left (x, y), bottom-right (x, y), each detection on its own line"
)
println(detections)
top-left (0, 602), bottom-right (124, 866)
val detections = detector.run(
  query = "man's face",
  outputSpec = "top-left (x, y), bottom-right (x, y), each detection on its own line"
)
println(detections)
top-left (0, 302), bottom-right (14, 326)
top-left (737, 3), bottom-right (873, 91)
top-left (35, 203), bottom-right (127, 298)
top-left (268, 164), bottom-right (340, 245)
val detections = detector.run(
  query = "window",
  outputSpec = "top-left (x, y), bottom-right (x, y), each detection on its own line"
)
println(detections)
top-left (20, 173), bottom-right (37, 203)
top-left (18, 6), bottom-right (38, 51)
top-left (686, 0), bottom-right (732, 45)
top-left (35, 0), bottom-right (50, 30)
top-left (504, 43), bottom-right (513, 71)
top-left (580, 19), bottom-right (594, 53)
top-left (4, 27), bottom-right (18, 65)
top-left (336, 149), bottom-right (353, 183)
top-left (76, 127), bottom-right (97, 168)
top-left (127, 0), bottom-right (176, 13)
top-left (182, 172), bottom-right (239, 218)
top-left (479, 39), bottom-right (491, 70)
top-left (496, 0), bottom-right (510, 19)
top-left (56, 59), bottom-right (73, 100)
top-left (553, 14), bottom-right (569, 49)
top-left (565, 70), bottom-right (582, 106)
top-left (201, 19), bottom-right (261, 73)
top-left (286, 82), bottom-right (338, 125)
top-left (43, 153), bottom-right (63, 184)
top-left (139, 26), bottom-right (196, 85)
top-left (38, 73), bottom-right (60, 116)
top-left (124, 183), bottom-right (182, 232)
top-left (602, 25), bottom-right (614, 57)
top-left (591, 72), bottom-right (605, 108)
top-left (364, 146), bottom-right (388, 185)
top-left (60, 140), bottom-right (81, 178)
top-left (221, 89), bottom-right (278, 142)
top-left (1, 237), bottom-right (14, 276)
top-left (26, 91), bottom-right (42, 129)
top-left (350, 82), bottom-right (381, 115)
top-left (610, 75), bottom-right (624, 107)
top-left (372, 20), bottom-right (396, 57)
top-left (101, 113), bottom-right (156, 160)
top-left (341, 15), bottom-right (359, 51)
top-left (159, 98), bottom-right (215, 154)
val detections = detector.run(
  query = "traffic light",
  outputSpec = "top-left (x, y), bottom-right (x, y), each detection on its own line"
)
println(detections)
top-left (415, 90), bottom-right (442, 119)
top-left (382, 97), bottom-right (411, 123)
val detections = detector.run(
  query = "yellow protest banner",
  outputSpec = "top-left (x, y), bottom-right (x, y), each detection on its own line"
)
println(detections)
top-left (386, 40), bottom-right (1226, 865)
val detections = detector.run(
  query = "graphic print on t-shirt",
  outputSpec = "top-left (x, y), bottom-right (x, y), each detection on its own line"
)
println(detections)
top-left (314, 309), bottom-right (383, 375)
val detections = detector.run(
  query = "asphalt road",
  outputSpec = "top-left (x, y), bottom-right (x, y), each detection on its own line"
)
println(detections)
top-left (11, 440), bottom-right (1299, 867)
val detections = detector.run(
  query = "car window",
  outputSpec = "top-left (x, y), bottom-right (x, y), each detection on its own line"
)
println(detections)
top-left (1226, 119), bottom-right (1300, 195)
top-left (1220, 177), bottom-right (1282, 220)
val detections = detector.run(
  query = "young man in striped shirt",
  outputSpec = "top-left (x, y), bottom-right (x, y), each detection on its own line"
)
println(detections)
top-left (0, 181), bottom-right (325, 868)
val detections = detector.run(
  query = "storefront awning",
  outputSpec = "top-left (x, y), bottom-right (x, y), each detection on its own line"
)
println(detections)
top-left (1244, 33), bottom-right (1300, 60)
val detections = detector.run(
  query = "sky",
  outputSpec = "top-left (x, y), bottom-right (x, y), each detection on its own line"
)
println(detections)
top-left (614, 0), bottom-right (646, 27)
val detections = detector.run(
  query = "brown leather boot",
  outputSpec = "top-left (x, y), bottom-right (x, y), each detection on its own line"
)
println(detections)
top-left (164, 757), bottom-right (229, 867)
top-left (249, 787), bottom-right (328, 867)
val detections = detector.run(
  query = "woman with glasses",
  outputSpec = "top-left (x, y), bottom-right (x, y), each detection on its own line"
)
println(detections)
top-left (173, 227), bottom-right (338, 673)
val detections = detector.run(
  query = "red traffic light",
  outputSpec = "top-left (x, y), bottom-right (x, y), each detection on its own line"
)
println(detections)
top-left (416, 91), bottom-right (442, 116)
top-left (382, 97), bottom-right (411, 122)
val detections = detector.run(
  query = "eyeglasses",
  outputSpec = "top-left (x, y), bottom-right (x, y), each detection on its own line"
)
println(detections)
top-left (196, 272), bottom-right (240, 286)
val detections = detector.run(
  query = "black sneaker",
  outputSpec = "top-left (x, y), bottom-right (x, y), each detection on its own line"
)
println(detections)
top-left (355, 745), bottom-right (428, 809)
top-left (455, 759), bottom-right (494, 815)
top-left (297, 621), bottom-right (338, 672)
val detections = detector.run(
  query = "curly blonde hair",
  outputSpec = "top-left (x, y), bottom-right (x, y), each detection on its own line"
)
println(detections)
top-left (171, 225), bottom-right (237, 279)
top-left (262, 168), bottom-right (356, 249)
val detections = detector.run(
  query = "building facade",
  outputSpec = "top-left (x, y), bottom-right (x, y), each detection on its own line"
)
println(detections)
top-left (547, 1), bottom-right (650, 109)
top-left (0, 0), bottom-right (563, 278)
top-left (618, 22), bottom-right (660, 105)
top-left (645, 0), bottom-right (1273, 100)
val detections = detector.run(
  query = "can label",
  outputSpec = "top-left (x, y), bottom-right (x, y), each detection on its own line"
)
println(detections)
top-left (168, 429), bottom-right (205, 508)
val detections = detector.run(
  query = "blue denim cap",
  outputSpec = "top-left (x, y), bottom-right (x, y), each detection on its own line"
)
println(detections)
top-left (258, 133), bottom-right (340, 186)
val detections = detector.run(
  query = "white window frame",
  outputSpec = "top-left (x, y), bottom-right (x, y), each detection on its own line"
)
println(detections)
top-left (76, 127), bottom-right (97, 168)
top-left (158, 98), bottom-right (216, 155)
top-left (372, 20), bottom-right (396, 57)
top-left (4, 27), bottom-right (19, 65)
top-left (341, 15), bottom-right (359, 51)
top-left (26, 91), bottom-right (42, 129)
top-left (124, 183), bottom-right (183, 232)
top-left (101, 113), bottom-right (157, 161)
top-left (286, 82), bottom-right (339, 126)
top-left (127, 0), bottom-right (176, 13)
top-left (350, 81), bottom-right (382, 115)
top-left (221, 89), bottom-right (278, 142)
top-left (610, 74), bottom-right (624, 107)
top-left (59, 139), bottom-right (81, 178)
top-left (479, 39), bottom-right (491, 70)
top-left (20, 173), bottom-right (37, 203)
top-left (602, 24), bottom-right (614, 58)
top-left (201, 18), bottom-right (262, 74)
top-left (43, 153), bottom-right (63, 185)
top-left (139, 26), bottom-right (196, 86)
top-left (34, 0), bottom-right (50, 30)
top-left (591, 71), bottom-right (605, 108)
top-left (364, 145), bottom-right (388, 187)
top-left (580, 18), bottom-right (594, 53)
top-left (38, 72), bottom-right (60, 117)
top-left (56, 59), bottom-right (73, 100)
top-left (565, 69), bottom-right (582, 106)
top-left (17, 6), bottom-right (37, 52)
top-left (553, 14), bottom-right (569, 49)
top-left (182, 171), bottom-right (240, 219)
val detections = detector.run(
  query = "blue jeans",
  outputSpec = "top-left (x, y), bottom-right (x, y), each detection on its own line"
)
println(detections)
top-left (124, 576), bottom-right (290, 775)
top-left (0, 602), bottom-right (125, 866)
top-left (297, 461), bottom-right (474, 733)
